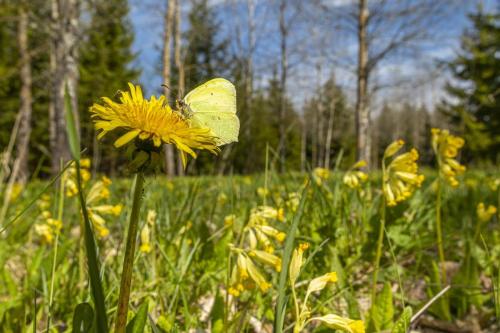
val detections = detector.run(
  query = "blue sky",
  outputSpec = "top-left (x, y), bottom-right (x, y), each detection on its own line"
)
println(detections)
top-left (129, 0), bottom-right (497, 110)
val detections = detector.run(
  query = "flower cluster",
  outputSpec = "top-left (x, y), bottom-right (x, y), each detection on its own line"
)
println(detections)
top-left (65, 158), bottom-right (91, 197)
top-left (477, 202), bottom-right (497, 223)
top-left (228, 205), bottom-right (286, 296)
top-left (86, 176), bottom-right (123, 238)
top-left (34, 195), bottom-right (62, 245)
top-left (343, 160), bottom-right (368, 189)
top-left (313, 167), bottom-right (330, 186)
top-left (431, 128), bottom-right (466, 187)
top-left (90, 83), bottom-right (220, 168)
top-left (382, 140), bottom-right (424, 206)
top-left (289, 244), bottom-right (364, 333)
top-left (139, 210), bottom-right (157, 253)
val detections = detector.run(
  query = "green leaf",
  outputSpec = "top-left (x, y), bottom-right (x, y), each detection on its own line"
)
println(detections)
top-left (75, 162), bottom-right (108, 333)
top-left (273, 186), bottom-right (308, 333)
top-left (126, 303), bottom-right (148, 333)
top-left (64, 83), bottom-right (80, 161)
top-left (72, 303), bottom-right (94, 333)
top-left (391, 307), bottom-right (412, 333)
top-left (371, 282), bottom-right (394, 331)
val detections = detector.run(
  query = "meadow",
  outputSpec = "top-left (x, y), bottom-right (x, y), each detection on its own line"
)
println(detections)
top-left (1, 156), bottom-right (499, 332)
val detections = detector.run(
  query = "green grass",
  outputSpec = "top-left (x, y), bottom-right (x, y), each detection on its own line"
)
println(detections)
top-left (0, 170), bottom-right (499, 332)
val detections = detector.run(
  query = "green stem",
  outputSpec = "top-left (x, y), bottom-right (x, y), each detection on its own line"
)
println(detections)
top-left (291, 285), bottom-right (300, 333)
top-left (371, 196), bottom-right (386, 303)
top-left (435, 179), bottom-right (446, 284)
top-left (115, 172), bottom-right (145, 333)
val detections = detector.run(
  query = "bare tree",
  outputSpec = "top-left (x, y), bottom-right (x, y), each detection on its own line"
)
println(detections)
top-left (355, 0), bottom-right (370, 165)
top-left (277, 0), bottom-right (288, 172)
top-left (163, 0), bottom-right (176, 177)
top-left (49, 0), bottom-right (79, 175)
top-left (14, 1), bottom-right (32, 184)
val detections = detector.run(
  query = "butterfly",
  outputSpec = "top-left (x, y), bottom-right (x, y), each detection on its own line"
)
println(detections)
top-left (179, 78), bottom-right (239, 145)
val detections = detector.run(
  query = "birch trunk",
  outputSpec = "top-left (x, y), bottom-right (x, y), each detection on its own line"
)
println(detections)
top-left (50, 0), bottom-right (79, 175)
top-left (355, 0), bottom-right (370, 167)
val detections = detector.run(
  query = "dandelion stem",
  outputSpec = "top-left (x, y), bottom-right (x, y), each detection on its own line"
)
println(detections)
top-left (371, 196), bottom-right (386, 303)
top-left (115, 172), bottom-right (145, 333)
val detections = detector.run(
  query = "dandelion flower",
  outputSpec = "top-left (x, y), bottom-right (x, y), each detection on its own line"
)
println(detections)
top-left (382, 140), bottom-right (424, 206)
top-left (431, 128), bottom-right (466, 187)
top-left (90, 83), bottom-right (220, 166)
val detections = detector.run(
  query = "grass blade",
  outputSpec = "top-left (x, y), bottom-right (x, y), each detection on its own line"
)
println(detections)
top-left (273, 184), bottom-right (308, 333)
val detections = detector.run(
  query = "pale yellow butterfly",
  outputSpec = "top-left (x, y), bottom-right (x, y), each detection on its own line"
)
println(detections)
top-left (181, 78), bottom-right (239, 145)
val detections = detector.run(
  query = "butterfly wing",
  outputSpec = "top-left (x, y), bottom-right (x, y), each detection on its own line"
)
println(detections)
top-left (183, 78), bottom-right (239, 145)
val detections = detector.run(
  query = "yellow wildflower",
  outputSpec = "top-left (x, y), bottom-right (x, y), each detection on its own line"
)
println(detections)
top-left (35, 224), bottom-right (54, 244)
top-left (382, 140), bottom-right (424, 206)
top-left (305, 272), bottom-right (338, 300)
top-left (343, 160), bottom-right (368, 189)
top-left (257, 187), bottom-right (269, 198)
top-left (289, 243), bottom-right (309, 284)
top-left (224, 214), bottom-right (236, 227)
top-left (139, 224), bottom-right (152, 253)
top-left (477, 203), bottom-right (497, 222)
top-left (311, 314), bottom-right (365, 333)
top-left (217, 192), bottom-right (228, 205)
top-left (431, 128), bottom-right (466, 187)
top-left (286, 192), bottom-right (300, 212)
top-left (90, 83), bottom-right (220, 167)
top-left (313, 167), bottom-right (330, 185)
top-left (248, 250), bottom-right (282, 272)
top-left (147, 209), bottom-right (157, 225)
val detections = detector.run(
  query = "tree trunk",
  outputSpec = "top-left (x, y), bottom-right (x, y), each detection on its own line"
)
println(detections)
top-left (14, 3), bottom-right (32, 184)
top-left (174, 0), bottom-right (184, 176)
top-left (278, 0), bottom-right (287, 172)
top-left (355, 0), bottom-right (370, 166)
top-left (163, 0), bottom-right (176, 177)
top-left (324, 85), bottom-right (336, 168)
top-left (50, 0), bottom-right (79, 175)
top-left (300, 118), bottom-right (306, 172)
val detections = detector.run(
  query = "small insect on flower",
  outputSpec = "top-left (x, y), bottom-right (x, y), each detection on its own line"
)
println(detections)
top-left (90, 83), bottom-right (222, 168)
top-left (382, 140), bottom-right (424, 206)
top-left (431, 128), bottom-right (466, 187)
top-left (477, 203), bottom-right (497, 222)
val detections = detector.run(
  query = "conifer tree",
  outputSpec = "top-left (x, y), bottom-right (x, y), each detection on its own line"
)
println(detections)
top-left (78, 0), bottom-right (140, 173)
top-left (440, 10), bottom-right (500, 162)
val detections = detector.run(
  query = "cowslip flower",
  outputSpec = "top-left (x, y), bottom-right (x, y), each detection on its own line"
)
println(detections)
top-left (139, 224), bottom-right (152, 253)
top-left (477, 203), bottom-right (497, 223)
top-left (343, 160), bottom-right (368, 189)
top-left (289, 243), bottom-right (309, 284)
top-left (229, 251), bottom-right (272, 296)
top-left (313, 167), bottom-right (330, 186)
top-left (431, 128), bottom-right (466, 187)
top-left (310, 314), bottom-right (365, 333)
top-left (65, 158), bottom-right (91, 197)
top-left (289, 247), bottom-right (363, 333)
top-left (90, 83), bottom-right (220, 167)
top-left (86, 177), bottom-right (122, 238)
top-left (382, 140), bottom-right (424, 206)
